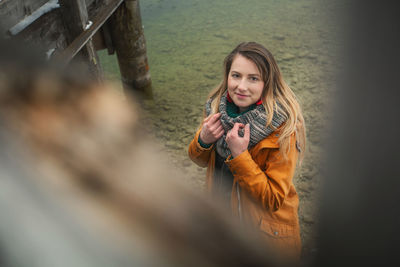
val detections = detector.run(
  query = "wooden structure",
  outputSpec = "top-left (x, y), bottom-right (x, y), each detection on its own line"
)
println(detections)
top-left (0, 0), bottom-right (153, 98)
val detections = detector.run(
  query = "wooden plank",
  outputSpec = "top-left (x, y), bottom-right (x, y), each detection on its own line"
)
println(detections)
top-left (91, 22), bottom-right (115, 55)
top-left (0, 0), bottom-right (49, 35)
top-left (6, 0), bottom-right (60, 36)
top-left (0, 0), bottom-right (95, 27)
top-left (11, 8), bottom-right (69, 59)
top-left (54, 0), bottom-right (123, 67)
top-left (92, 29), bottom-right (107, 50)
top-left (0, 0), bottom-right (95, 37)
top-left (6, 0), bottom-right (120, 63)
top-left (59, 0), bottom-right (89, 39)
top-left (59, 0), bottom-right (102, 78)
top-left (88, 0), bottom-right (116, 54)
top-left (85, 0), bottom-right (96, 9)
top-left (101, 21), bottom-right (115, 54)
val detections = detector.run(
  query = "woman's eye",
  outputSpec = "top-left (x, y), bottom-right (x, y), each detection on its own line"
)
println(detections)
top-left (250, 77), bottom-right (259, 81)
top-left (232, 73), bottom-right (240, 78)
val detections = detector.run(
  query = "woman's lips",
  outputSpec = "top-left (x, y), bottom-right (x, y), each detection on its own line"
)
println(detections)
top-left (235, 93), bottom-right (248, 98)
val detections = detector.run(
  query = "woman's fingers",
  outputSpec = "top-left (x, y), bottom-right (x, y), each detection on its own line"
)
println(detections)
top-left (208, 120), bottom-right (222, 132)
top-left (203, 113), bottom-right (218, 124)
top-left (213, 126), bottom-right (224, 138)
top-left (206, 113), bottom-right (222, 132)
top-left (244, 124), bottom-right (250, 140)
top-left (203, 113), bottom-right (221, 127)
top-left (210, 125), bottom-right (224, 138)
top-left (231, 123), bottom-right (239, 131)
top-left (226, 123), bottom-right (249, 141)
top-left (230, 123), bottom-right (242, 137)
top-left (214, 125), bottom-right (224, 133)
top-left (208, 113), bottom-right (221, 124)
top-left (225, 123), bottom-right (251, 157)
top-left (203, 114), bottom-right (212, 123)
top-left (216, 128), bottom-right (225, 139)
top-left (200, 113), bottom-right (224, 144)
top-left (203, 114), bottom-right (253, 144)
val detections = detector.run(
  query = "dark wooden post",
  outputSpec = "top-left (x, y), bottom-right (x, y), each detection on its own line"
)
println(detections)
top-left (109, 0), bottom-right (153, 99)
top-left (59, 0), bottom-right (102, 79)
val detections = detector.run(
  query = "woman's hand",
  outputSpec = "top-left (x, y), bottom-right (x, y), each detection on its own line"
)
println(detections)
top-left (226, 123), bottom-right (250, 157)
top-left (199, 113), bottom-right (224, 144)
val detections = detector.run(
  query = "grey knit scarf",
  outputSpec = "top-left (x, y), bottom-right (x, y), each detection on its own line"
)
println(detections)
top-left (205, 91), bottom-right (287, 159)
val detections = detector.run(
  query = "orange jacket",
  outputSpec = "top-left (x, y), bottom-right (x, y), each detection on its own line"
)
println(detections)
top-left (188, 128), bottom-right (301, 259)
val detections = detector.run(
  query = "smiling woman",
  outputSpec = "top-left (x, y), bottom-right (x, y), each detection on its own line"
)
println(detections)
top-left (188, 41), bottom-right (306, 261)
top-left (227, 54), bottom-right (264, 113)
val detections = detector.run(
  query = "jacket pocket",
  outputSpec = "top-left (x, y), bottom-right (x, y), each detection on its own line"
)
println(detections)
top-left (259, 218), bottom-right (301, 258)
top-left (259, 219), bottom-right (296, 238)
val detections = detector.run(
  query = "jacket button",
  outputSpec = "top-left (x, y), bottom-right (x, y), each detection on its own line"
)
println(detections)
top-left (274, 231), bottom-right (279, 236)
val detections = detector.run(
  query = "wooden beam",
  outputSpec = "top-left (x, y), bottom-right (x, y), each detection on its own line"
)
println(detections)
top-left (102, 21), bottom-right (116, 55)
top-left (0, 0), bottom-right (49, 35)
top-left (59, 0), bottom-right (103, 78)
top-left (10, 9), bottom-right (69, 58)
top-left (60, 0), bottom-right (89, 36)
top-left (54, 0), bottom-right (123, 67)
top-left (0, 0), bottom-right (97, 36)
top-left (92, 29), bottom-right (107, 51)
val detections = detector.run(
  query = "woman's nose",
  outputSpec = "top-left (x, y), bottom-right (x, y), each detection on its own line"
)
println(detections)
top-left (237, 78), bottom-right (247, 91)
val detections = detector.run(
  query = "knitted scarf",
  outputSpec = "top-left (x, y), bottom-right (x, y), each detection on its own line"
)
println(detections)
top-left (205, 91), bottom-right (287, 159)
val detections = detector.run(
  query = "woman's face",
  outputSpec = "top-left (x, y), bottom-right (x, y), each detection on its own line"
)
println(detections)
top-left (227, 54), bottom-right (265, 112)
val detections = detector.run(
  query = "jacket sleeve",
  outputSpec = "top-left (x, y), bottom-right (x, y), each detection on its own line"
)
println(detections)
top-left (225, 134), bottom-right (298, 211)
top-left (188, 128), bottom-right (214, 168)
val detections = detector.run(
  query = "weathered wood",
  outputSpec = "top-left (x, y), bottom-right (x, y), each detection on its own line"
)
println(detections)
top-left (0, 0), bottom-right (48, 35)
top-left (1, 0), bottom-right (152, 92)
top-left (109, 0), bottom-right (153, 99)
top-left (92, 22), bottom-right (115, 55)
top-left (11, 9), bottom-right (69, 58)
top-left (101, 21), bottom-right (115, 55)
top-left (6, 0), bottom-right (120, 62)
top-left (92, 29), bottom-right (107, 50)
top-left (54, 0), bottom-right (123, 67)
top-left (60, 0), bottom-right (89, 36)
top-left (59, 0), bottom-right (102, 79)
top-left (0, 0), bottom-right (96, 36)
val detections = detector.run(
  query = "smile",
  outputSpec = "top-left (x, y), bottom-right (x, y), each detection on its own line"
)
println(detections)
top-left (235, 93), bottom-right (249, 98)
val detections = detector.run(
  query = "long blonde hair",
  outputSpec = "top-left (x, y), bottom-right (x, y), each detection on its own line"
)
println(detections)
top-left (206, 42), bottom-right (306, 163)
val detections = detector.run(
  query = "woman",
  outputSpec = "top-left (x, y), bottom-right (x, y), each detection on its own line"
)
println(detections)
top-left (188, 42), bottom-right (306, 259)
